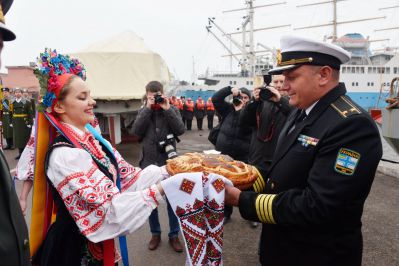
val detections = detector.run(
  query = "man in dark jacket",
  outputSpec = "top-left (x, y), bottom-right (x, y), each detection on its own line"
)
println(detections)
top-left (225, 36), bottom-right (382, 266)
top-left (132, 81), bottom-right (185, 252)
top-left (212, 86), bottom-right (252, 222)
top-left (240, 75), bottom-right (293, 168)
top-left (0, 1), bottom-right (31, 265)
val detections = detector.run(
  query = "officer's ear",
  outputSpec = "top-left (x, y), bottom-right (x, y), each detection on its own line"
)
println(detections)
top-left (318, 66), bottom-right (333, 86)
top-left (53, 101), bottom-right (66, 114)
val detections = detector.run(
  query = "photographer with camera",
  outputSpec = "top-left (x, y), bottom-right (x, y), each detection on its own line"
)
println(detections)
top-left (212, 86), bottom-right (252, 223)
top-left (240, 74), bottom-right (293, 169)
top-left (131, 81), bottom-right (185, 252)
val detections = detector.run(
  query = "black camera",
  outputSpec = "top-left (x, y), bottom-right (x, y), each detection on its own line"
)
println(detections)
top-left (158, 134), bottom-right (180, 159)
top-left (232, 95), bottom-right (243, 106)
top-left (154, 93), bottom-right (164, 104)
top-left (259, 87), bottom-right (274, 101)
top-left (259, 73), bottom-right (274, 101)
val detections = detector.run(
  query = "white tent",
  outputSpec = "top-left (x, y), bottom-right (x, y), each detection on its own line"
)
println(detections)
top-left (70, 31), bottom-right (171, 100)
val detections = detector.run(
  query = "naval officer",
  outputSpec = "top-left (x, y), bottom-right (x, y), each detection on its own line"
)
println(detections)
top-left (225, 36), bottom-right (382, 266)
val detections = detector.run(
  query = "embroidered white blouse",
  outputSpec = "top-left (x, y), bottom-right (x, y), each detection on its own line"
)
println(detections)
top-left (47, 123), bottom-right (167, 243)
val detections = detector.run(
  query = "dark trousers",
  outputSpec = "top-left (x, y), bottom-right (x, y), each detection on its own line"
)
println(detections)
top-left (186, 119), bottom-right (192, 130)
top-left (207, 115), bottom-right (214, 129)
top-left (5, 138), bottom-right (13, 148)
top-left (224, 205), bottom-right (233, 218)
top-left (196, 118), bottom-right (203, 130)
top-left (149, 199), bottom-right (180, 238)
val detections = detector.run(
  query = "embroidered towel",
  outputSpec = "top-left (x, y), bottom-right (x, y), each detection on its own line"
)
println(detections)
top-left (161, 172), bottom-right (233, 266)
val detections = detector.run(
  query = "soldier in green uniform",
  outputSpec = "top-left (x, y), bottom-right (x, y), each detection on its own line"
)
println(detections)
top-left (22, 87), bottom-right (35, 115)
top-left (0, 0), bottom-right (31, 265)
top-left (12, 87), bottom-right (33, 159)
top-left (1, 87), bottom-right (13, 149)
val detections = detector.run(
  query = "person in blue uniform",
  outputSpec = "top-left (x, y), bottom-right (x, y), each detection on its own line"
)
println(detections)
top-left (225, 36), bottom-right (383, 266)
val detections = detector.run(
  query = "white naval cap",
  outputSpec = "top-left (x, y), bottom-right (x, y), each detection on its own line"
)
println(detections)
top-left (269, 35), bottom-right (351, 75)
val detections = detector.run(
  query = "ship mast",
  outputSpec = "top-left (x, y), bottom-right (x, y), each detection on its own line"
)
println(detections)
top-left (206, 0), bottom-right (289, 77)
top-left (295, 0), bottom-right (385, 42)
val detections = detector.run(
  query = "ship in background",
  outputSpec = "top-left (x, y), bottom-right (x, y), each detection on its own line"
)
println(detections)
top-left (169, 0), bottom-right (399, 111)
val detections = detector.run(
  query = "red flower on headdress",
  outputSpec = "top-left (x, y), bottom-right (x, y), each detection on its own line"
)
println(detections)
top-left (47, 69), bottom-right (60, 93)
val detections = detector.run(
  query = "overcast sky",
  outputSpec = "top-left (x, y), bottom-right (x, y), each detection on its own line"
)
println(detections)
top-left (3, 0), bottom-right (399, 81)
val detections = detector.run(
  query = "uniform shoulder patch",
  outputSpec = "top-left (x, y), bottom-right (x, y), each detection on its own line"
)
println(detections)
top-left (330, 96), bottom-right (361, 118)
top-left (334, 148), bottom-right (361, 175)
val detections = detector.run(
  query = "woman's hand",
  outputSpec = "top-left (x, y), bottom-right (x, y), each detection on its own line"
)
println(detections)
top-left (157, 182), bottom-right (165, 196)
top-left (225, 185), bottom-right (241, 206)
top-left (19, 198), bottom-right (27, 216)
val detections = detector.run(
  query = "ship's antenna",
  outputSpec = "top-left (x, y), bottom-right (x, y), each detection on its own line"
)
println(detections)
top-left (295, 0), bottom-right (385, 42)
top-left (216, 0), bottom-right (289, 76)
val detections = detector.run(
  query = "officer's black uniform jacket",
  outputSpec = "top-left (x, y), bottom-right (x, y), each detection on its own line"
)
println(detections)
top-left (238, 83), bottom-right (382, 266)
top-left (0, 150), bottom-right (30, 265)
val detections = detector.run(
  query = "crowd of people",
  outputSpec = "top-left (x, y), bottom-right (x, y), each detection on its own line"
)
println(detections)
top-left (168, 95), bottom-right (216, 131)
top-left (0, 0), bottom-right (384, 265)
top-left (1, 87), bottom-right (35, 159)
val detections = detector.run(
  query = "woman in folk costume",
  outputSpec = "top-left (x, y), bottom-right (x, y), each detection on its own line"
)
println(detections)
top-left (30, 49), bottom-right (167, 266)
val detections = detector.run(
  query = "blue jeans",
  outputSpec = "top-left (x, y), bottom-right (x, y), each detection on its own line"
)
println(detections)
top-left (149, 199), bottom-right (180, 238)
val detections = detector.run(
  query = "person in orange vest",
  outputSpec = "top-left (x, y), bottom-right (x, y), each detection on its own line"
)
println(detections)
top-left (183, 97), bottom-right (194, 130)
top-left (194, 96), bottom-right (206, 130)
top-left (206, 97), bottom-right (215, 129)
top-left (178, 96), bottom-right (186, 126)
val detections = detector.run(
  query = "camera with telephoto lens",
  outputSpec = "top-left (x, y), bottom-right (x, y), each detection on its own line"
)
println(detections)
top-left (232, 94), bottom-right (243, 106)
top-left (259, 73), bottom-right (274, 101)
top-left (158, 134), bottom-right (180, 159)
top-left (154, 93), bottom-right (164, 104)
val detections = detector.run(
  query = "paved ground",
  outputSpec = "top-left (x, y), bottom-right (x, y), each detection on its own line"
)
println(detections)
top-left (4, 126), bottom-right (399, 266)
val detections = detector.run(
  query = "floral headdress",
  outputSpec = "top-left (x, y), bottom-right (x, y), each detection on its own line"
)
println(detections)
top-left (34, 48), bottom-right (86, 112)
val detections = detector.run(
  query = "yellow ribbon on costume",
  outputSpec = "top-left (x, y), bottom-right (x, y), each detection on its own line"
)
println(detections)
top-left (30, 113), bottom-right (55, 256)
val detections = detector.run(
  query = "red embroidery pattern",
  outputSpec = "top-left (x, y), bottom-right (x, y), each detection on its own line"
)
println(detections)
top-left (148, 187), bottom-right (159, 205)
top-left (55, 164), bottom-right (119, 236)
top-left (175, 199), bottom-right (206, 265)
top-left (211, 178), bottom-right (225, 194)
top-left (180, 178), bottom-right (196, 195)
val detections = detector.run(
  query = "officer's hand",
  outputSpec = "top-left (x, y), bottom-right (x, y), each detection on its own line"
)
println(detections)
top-left (225, 185), bottom-right (241, 206)
top-left (27, 124), bottom-right (32, 128)
top-left (267, 86), bottom-right (281, 102)
top-left (231, 87), bottom-right (240, 96)
top-left (19, 198), bottom-right (27, 216)
top-left (10, 124), bottom-right (13, 127)
top-left (146, 95), bottom-right (155, 109)
top-left (253, 87), bottom-right (262, 101)
top-left (159, 96), bottom-right (170, 110)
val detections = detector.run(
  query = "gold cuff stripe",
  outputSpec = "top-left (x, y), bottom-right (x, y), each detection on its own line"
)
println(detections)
top-left (278, 57), bottom-right (313, 67)
top-left (252, 167), bottom-right (265, 193)
top-left (255, 195), bottom-right (266, 223)
top-left (268, 194), bottom-right (276, 224)
top-left (13, 114), bottom-right (28, 118)
top-left (253, 180), bottom-right (261, 193)
top-left (255, 194), bottom-right (277, 224)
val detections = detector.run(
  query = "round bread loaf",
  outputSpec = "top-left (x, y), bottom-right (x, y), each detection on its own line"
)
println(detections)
top-left (166, 152), bottom-right (258, 190)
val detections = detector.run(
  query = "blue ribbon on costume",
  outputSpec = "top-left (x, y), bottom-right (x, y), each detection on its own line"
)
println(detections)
top-left (86, 124), bottom-right (130, 266)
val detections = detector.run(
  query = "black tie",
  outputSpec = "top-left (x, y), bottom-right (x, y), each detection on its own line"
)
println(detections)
top-left (288, 110), bottom-right (307, 135)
